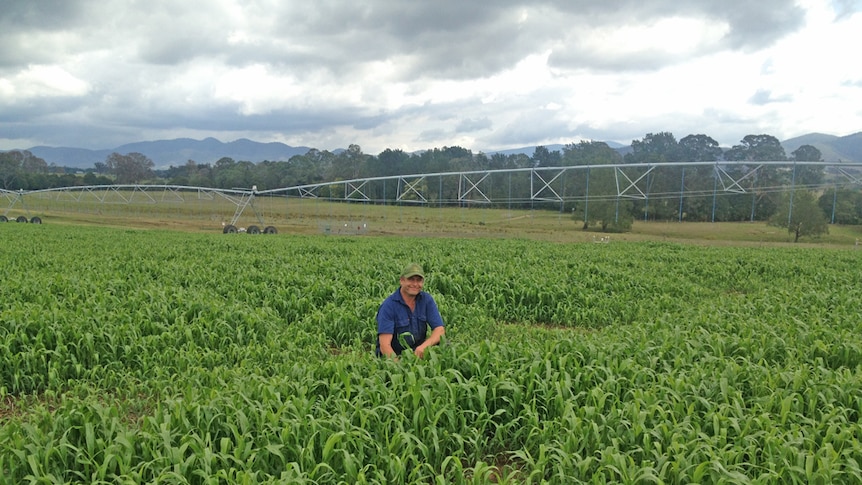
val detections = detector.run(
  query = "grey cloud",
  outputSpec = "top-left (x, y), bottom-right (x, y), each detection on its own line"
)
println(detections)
top-left (0, 0), bottom-right (809, 75)
top-left (548, 1), bottom-right (806, 72)
top-left (749, 89), bottom-right (774, 106)
top-left (749, 89), bottom-right (793, 105)
top-left (482, 109), bottom-right (576, 148)
top-left (0, 0), bottom-right (857, 153)
top-left (0, 0), bottom-right (91, 29)
top-left (716, 3), bottom-right (806, 51)
top-left (456, 117), bottom-right (493, 133)
top-left (136, 30), bottom-right (230, 66)
top-left (0, 94), bottom-right (89, 123)
top-left (417, 128), bottom-right (449, 143)
top-left (350, 112), bottom-right (400, 131)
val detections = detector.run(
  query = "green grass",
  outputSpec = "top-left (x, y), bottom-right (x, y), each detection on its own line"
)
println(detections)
top-left (8, 194), bottom-right (862, 246)
top-left (1, 224), bottom-right (861, 483)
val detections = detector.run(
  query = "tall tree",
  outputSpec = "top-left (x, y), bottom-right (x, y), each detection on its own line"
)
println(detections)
top-left (105, 152), bottom-right (154, 184)
top-left (0, 152), bottom-right (20, 189)
top-left (724, 134), bottom-right (786, 161)
top-left (677, 134), bottom-right (722, 221)
top-left (0, 150), bottom-right (49, 190)
top-left (626, 132), bottom-right (680, 163)
top-left (328, 144), bottom-right (368, 182)
top-left (284, 154), bottom-right (324, 187)
top-left (532, 146), bottom-right (561, 167)
top-left (625, 132), bottom-right (681, 221)
top-left (791, 144), bottom-right (822, 162)
top-left (442, 146), bottom-right (475, 172)
top-left (374, 149), bottom-right (412, 176)
top-left (724, 134), bottom-right (788, 221)
top-left (819, 188), bottom-right (862, 225)
top-left (791, 144), bottom-right (824, 186)
top-left (678, 134), bottom-right (721, 162)
top-left (770, 190), bottom-right (829, 242)
top-left (562, 141), bottom-right (621, 166)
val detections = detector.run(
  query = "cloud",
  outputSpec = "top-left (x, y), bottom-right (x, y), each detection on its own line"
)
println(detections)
top-left (749, 89), bottom-right (793, 105)
top-left (0, 0), bottom-right (860, 153)
top-left (456, 117), bottom-right (493, 133)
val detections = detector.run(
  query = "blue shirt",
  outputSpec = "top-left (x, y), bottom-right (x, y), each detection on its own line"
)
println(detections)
top-left (376, 288), bottom-right (445, 356)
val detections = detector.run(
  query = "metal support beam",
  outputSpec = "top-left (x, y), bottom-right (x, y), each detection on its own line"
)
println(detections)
top-left (531, 169), bottom-right (565, 202)
top-left (398, 176), bottom-right (428, 203)
top-left (615, 166), bottom-right (654, 199)
top-left (459, 173), bottom-right (491, 203)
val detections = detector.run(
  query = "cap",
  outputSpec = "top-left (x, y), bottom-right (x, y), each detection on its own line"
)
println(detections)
top-left (400, 263), bottom-right (424, 279)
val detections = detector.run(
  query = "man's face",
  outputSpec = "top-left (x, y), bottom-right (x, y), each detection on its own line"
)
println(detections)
top-left (400, 275), bottom-right (424, 296)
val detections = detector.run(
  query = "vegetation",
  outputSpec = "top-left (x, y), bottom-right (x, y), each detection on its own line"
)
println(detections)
top-left (770, 190), bottom-right (830, 242)
top-left (1, 224), bottom-right (861, 483)
top-left (3, 131), bottom-right (860, 240)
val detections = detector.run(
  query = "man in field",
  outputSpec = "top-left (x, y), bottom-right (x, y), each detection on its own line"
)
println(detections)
top-left (376, 263), bottom-right (446, 358)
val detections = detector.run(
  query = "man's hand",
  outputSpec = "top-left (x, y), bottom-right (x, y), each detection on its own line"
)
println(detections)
top-left (414, 344), bottom-right (428, 359)
top-left (414, 326), bottom-right (445, 359)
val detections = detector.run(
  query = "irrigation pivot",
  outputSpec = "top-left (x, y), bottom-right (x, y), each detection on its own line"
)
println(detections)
top-left (222, 185), bottom-right (278, 234)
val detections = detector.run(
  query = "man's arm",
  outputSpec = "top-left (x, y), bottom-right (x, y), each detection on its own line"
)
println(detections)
top-left (378, 333), bottom-right (396, 358)
top-left (414, 326), bottom-right (445, 359)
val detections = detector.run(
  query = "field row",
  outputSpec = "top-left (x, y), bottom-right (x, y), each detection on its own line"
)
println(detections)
top-left (1, 224), bottom-right (861, 483)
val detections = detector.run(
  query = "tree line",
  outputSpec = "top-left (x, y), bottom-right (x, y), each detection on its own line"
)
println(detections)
top-left (3, 132), bottom-right (861, 237)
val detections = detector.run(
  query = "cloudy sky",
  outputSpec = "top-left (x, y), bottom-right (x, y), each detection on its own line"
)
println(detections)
top-left (1, 0), bottom-right (861, 154)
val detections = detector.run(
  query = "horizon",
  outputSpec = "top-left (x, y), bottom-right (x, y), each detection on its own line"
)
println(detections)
top-left (9, 129), bottom-right (860, 155)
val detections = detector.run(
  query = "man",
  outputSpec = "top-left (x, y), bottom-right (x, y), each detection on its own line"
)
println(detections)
top-left (376, 263), bottom-right (445, 358)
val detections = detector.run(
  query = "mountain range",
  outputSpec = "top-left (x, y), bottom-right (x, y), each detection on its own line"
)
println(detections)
top-left (23, 137), bottom-right (313, 170)
top-left (13, 132), bottom-right (862, 170)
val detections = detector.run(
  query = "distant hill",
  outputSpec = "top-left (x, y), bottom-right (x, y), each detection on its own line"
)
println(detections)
top-left (490, 141), bottom-right (629, 157)
top-left (25, 137), bottom-right (313, 169)
top-left (468, 133), bottom-right (862, 161)
top-left (13, 132), bottom-right (862, 170)
top-left (781, 132), bottom-right (862, 162)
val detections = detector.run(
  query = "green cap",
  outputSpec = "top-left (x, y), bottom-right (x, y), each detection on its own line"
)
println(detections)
top-left (400, 263), bottom-right (424, 279)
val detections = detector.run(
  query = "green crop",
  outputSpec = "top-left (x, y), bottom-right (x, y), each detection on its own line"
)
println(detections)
top-left (1, 224), bottom-right (861, 483)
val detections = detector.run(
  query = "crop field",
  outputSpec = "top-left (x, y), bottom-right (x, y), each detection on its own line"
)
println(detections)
top-left (1, 223), bottom-right (861, 483)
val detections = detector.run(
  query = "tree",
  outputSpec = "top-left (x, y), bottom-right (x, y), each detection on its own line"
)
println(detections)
top-left (678, 134), bottom-right (722, 162)
top-left (724, 134), bottom-right (786, 162)
top-left (791, 144), bottom-right (822, 162)
top-left (576, 194), bottom-right (634, 232)
top-left (373, 148), bottom-right (412, 176)
top-left (770, 190), bottom-right (829, 242)
top-left (562, 141), bottom-right (621, 166)
top-left (105, 152), bottom-right (154, 184)
top-left (724, 135), bottom-right (789, 221)
top-left (677, 135), bottom-right (722, 221)
top-left (0, 150), bottom-right (49, 189)
top-left (819, 188), bottom-right (862, 225)
top-left (330, 144), bottom-right (368, 180)
top-left (0, 152), bottom-right (20, 189)
top-left (558, 142), bottom-right (632, 230)
top-left (625, 133), bottom-right (682, 221)
top-left (20, 152), bottom-right (49, 173)
top-left (442, 146), bottom-right (475, 172)
top-left (626, 132), bottom-right (680, 163)
top-left (214, 157), bottom-right (236, 170)
top-left (284, 154), bottom-right (325, 187)
top-left (532, 146), bottom-right (561, 167)
top-left (790, 144), bottom-right (824, 187)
